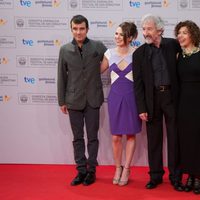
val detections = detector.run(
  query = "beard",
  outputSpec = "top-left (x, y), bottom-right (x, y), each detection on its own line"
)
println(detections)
top-left (144, 36), bottom-right (153, 44)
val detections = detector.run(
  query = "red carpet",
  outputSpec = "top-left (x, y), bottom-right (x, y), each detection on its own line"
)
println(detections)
top-left (0, 164), bottom-right (199, 200)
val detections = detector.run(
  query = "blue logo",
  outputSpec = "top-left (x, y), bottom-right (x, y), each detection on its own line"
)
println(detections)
top-left (129, 1), bottom-right (141, 8)
top-left (20, 0), bottom-right (32, 7)
top-left (22, 39), bottom-right (34, 46)
top-left (24, 77), bottom-right (35, 84)
top-left (131, 40), bottom-right (141, 47)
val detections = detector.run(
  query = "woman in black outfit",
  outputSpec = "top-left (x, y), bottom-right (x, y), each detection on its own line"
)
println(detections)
top-left (175, 20), bottom-right (200, 195)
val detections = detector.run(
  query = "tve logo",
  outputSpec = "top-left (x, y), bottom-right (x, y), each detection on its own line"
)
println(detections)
top-left (24, 77), bottom-right (36, 84)
top-left (129, 1), bottom-right (141, 8)
top-left (131, 40), bottom-right (141, 47)
top-left (22, 39), bottom-right (34, 46)
top-left (20, 0), bottom-right (32, 7)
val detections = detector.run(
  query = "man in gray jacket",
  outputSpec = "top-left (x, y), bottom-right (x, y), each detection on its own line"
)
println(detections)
top-left (57, 15), bottom-right (106, 186)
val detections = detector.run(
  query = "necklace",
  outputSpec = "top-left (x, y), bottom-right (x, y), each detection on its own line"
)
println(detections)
top-left (182, 47), bottom-right (200, 58)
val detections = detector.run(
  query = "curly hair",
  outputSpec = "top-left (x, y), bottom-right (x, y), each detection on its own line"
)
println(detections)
top-left (119, 22), bottom-right (138, 44)
top-left (174, 20), bottom-right (200, 47)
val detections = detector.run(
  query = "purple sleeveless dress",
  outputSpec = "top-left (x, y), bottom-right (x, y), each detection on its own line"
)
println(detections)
top-left (106, 49), bottom-right (141, 135)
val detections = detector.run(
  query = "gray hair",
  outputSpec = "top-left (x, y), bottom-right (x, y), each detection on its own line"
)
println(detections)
top-left (141, 14), bottom-right (165, 33)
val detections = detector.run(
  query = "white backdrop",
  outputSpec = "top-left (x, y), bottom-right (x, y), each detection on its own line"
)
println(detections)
top-left (0, 0), bottom-right (200, 166)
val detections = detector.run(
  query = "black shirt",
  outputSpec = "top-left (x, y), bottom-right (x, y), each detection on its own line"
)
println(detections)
top-left (72, 37), bottom-right (89, 58)
top-left (150, 42), bottom-right (170, 87)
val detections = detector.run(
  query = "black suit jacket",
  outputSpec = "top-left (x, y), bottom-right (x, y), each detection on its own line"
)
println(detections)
top-left (132, 38), bottom-right (181, 120)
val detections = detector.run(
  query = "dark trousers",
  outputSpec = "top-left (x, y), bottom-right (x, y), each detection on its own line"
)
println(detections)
top-left (146, 90), bottom-right (179, 182)
top-left (68, 104), bottom-right (100, 174)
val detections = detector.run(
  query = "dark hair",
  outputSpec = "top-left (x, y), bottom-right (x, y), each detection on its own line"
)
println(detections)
top-left (119, 22), bottom-right (138, 44)
top-left (70, 15), bottom-right (89, 29)
top-left (174, 20), bottom-right (200, 47)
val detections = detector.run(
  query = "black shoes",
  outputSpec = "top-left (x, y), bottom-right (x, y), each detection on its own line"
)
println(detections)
top-left (170, 177), bottom-right (184, 191)
top-left (173, 175), bottom-right (200, 194)
top-left (193, 178), bottom-right (200, 194)
top-left (145, 178), bottom-right (184, 191)
top-left (145, 179), bottom-right (163, 189)
top-left (185, 176), bottom-right (194, 192)
top-left (71, 172), bottom-right (87, 186)
top-left (71, 172), bottom-right (96, 186)
top-left (184, 176), bottom-right (200, 194)
top-left (83, 172), bottom-right (96, 186)
top-left (172, 181), bottom-right (185, 191)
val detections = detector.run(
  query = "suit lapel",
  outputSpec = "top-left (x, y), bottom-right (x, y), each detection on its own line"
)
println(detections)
top-left (144, 44), bottom-right (154, 84)
top-left (160, 38), bottom-right (172, 75)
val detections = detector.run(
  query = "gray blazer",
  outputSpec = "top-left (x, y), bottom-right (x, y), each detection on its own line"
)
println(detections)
top-left (57, 38), bottom-right (107, 110)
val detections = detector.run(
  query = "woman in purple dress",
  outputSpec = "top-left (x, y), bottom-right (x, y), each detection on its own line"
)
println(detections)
top-left (101, 22), bottom-right (141, 186)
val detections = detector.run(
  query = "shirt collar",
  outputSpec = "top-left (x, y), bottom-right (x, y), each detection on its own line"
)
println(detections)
top-left (149, 37), bottom-right (163, 48)
top-left (72, 37), bottom-right (89, 46)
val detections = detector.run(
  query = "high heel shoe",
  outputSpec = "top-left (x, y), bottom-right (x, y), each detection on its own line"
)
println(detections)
top-left (118, 167), bottom-right (130, 186)
top-left (185, 175), bottom-right (194, 192)
top-left (193, 178), bottom-right (200, 194)
top-left (112, 166), bottom-right (123, 185)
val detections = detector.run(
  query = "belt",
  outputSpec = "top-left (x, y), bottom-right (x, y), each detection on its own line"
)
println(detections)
top-left (155, 85), bottom-right (171, 92)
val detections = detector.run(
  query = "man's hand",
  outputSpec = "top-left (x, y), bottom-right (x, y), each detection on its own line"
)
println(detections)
top-left (60, 105), bottom-right (68, 114)
top-left (139, 112), bottom-right (148, 121)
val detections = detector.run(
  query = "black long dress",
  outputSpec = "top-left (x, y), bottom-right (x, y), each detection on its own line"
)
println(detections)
top-left (177, 50), bottom-right (200, 175)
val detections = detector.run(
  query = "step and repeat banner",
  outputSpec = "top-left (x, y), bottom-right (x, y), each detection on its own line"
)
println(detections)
top-left (0, 0), bottom-right (199, 165)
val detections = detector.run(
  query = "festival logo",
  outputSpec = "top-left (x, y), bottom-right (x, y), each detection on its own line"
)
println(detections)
top-left (179, 0), bottom-right (189, 8)
top-left (16, 55), bottom-right (57, 68)
top-left (16, 18), bottom-right (25, 28)
top-left (69, 0), bottom-right (78, 9)
top-left (80, 0), bottom-right (122, 10)
top-left (18, 93), bottom-right (57, 105)
top-left (15, 17), bottom-right (68, 30)
top-left (17, 56), bottom-right (27, 66)
top-left (19, 94), bottom-right (29, 104)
